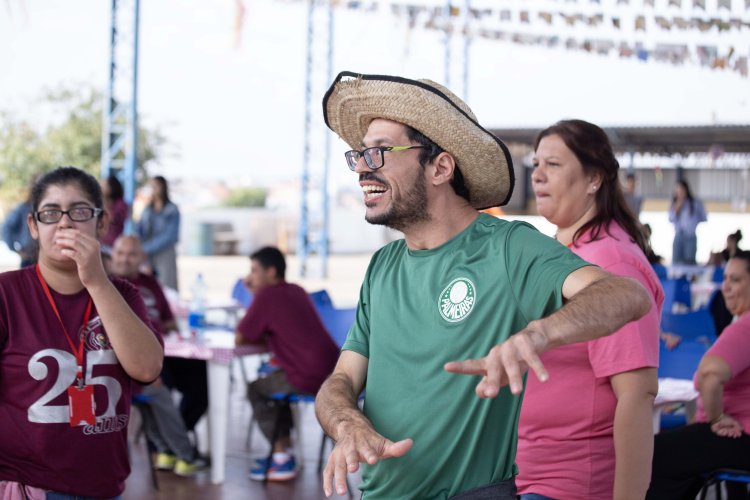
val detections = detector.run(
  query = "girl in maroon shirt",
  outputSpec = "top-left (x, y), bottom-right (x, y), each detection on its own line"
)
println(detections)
top-left (0, 167), bottom-right (162, 499)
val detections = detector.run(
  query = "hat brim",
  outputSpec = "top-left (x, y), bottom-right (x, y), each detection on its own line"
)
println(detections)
top-left (323, 71), bottom-right (514, 209)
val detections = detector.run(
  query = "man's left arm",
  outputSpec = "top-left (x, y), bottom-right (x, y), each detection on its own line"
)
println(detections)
top-left (234, 298), bottom-right (268, 346)
top-left (611, 367), bottom-right (658, 500)
top-left (445, 266), bottom-right (651, 396)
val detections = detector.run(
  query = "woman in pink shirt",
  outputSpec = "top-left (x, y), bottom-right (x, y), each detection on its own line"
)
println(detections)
top-left (647, 251), bottom-right (750, 500)
top-left (517, 120), bottom-right (663, 500)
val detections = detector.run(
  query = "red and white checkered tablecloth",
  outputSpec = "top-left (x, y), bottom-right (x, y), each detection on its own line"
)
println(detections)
top-left (164, 330), bottom-right (267, 365)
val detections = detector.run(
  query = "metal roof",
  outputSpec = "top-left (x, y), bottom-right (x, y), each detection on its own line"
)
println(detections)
top-left (490, 124), bottom-right (750, 155)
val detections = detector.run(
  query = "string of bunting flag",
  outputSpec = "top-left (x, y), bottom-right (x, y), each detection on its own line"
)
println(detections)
top-left (287, 0), bottom-right (750, 77)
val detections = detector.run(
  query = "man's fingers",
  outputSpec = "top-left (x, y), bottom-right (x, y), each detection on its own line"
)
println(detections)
top-left (444, 359), bottom-right (485, 375)
top-left (344, 447), bottom-right (363, 471)
top-left (334, 457), bottom-right (350, 496)
top-left (323, 434), bottom-right (410, 497)
top-left (479, 348), bottom-right (505, 397)
top-left (517, 339), bottom-right (548, 383)
top-left (322, 459), bottom-right (335, 497)
top-left (381, 438), bottom-right (413, 459)
top-left (501, 348), bottom-right (525, 395)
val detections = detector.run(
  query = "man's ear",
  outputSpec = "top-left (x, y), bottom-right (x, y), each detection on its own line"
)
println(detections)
top-left (430, 152), bottom-right (457, 187)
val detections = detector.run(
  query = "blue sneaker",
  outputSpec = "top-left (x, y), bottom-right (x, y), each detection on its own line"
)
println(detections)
top-left (249, 455), bottom-right (297, 481)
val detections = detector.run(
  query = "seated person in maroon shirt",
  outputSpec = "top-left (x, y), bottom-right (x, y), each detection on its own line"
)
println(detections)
top-left (110, 234), bottom-right (205, 475)
top-left (236, 246), bottom-right (340, 481)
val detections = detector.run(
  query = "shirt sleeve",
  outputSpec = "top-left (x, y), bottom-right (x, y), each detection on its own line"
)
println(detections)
top-left (588, 258), bottom-right (660, 378)
top-left (237, 290), bottom-right (270, 344)
top-left (115, 278), bottom-right (164, 348)
top-left (668, 204), bottom-right (677, 223)
top-left (504, 222), bottom-right (592, 323)
top-left (342, 251), bottom-right (380, 358)
top-left (152, 280), bottom-right (175, 324)
top-left (706, 319), bottom-right (750, 378)
top-left (140, 204), bottom-right (181, 256)
top-left (2, 204), bottom-right (26, 250)
top-left (697, 200), bottom-right (708, 223)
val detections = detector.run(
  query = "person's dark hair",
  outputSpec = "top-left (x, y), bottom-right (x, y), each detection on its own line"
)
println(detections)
top-left (405, 125), bottom-right (470, 203)
top-left (150, 175), bottom-right (171, 206)
top-left (106, 175), bottom-right (124, 201)
top-left (732, 249), bottom-right (750, 274)
top-left (534, 119), bottom-right (648, 254)
top-left (250, 246), bottom-right (286, 280)
top-left (729, 229), bottom-right (743, 245)
top-left (641, 223), bottom-right (663, 264)
top-left (672, 179), bottom-right (696, 215)
top-left (31, 166), bottom-right (104, 219)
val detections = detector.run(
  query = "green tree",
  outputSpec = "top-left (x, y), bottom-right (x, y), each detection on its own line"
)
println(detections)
top-left (0, 84), bottom-right (166, 212)
top-left (222, 187), bottom-right (267, 207)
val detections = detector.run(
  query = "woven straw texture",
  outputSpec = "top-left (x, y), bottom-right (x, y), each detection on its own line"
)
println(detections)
top-left (324, 74), bottom-right (514, 209)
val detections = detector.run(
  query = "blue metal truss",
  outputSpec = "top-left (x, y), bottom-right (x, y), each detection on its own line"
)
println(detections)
top-left (298, 0), bottom-right (334, 278)
top-left (101, 0), bottom-right (140, 232)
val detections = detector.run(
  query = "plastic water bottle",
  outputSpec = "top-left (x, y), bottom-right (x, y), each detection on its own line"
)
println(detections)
top-left (188, 273), bottom-right (207, 338)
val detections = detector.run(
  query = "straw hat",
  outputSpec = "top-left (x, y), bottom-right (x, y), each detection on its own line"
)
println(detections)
top-left (323, 71), bottom-right (514, 209)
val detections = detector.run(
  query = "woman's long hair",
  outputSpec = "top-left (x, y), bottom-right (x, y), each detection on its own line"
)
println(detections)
top-left (149, 175), bottom-right (171, 207)
top-left (534, 119), bottom-right (648, 253)
top-left (672, 179), bottom-right (695, 215)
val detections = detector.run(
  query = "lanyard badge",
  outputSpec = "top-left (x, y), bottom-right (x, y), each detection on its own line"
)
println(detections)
top-left (36, 265), bottom-right (96, 426)
top-left (68, 384), bottom-right (96, 426)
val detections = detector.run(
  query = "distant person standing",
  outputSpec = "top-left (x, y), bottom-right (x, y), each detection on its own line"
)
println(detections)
top-left (2, 180), bottom-right (37, 268)
top-left (100, 175), bottom-right (129, 253)
top-left (136, 176), bottom-right (180, 290)
top-left (623, 171), bottom-right (643, 218)
top-left (669, 179), bottom-right (707, 265)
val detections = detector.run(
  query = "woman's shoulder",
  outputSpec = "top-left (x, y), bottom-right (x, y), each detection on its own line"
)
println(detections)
top-left (164, 202), bottom-right (180, 215)
top-left (0, 266), bottom-right (35, 286)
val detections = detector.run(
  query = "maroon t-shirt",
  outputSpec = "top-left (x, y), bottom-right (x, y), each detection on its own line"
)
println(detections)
top-left (0, 266), bottom-right (162, 497)
top-left (127, 272), bottom-right (174, 335)
top-left (237, 282), bottom-right (339, 394)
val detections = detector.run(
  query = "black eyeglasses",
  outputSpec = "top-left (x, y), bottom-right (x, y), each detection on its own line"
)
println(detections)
top-left (344, 145), bottom-right (426, 171)
top-left (35, 207), bottom-right (103, 224)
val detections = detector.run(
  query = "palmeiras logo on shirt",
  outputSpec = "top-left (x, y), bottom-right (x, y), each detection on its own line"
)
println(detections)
top-left (438, 277), bottom-right (476, 323)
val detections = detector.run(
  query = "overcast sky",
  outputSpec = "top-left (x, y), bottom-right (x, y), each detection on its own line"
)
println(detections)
top-left (2, 0), bottom-right (749, 189)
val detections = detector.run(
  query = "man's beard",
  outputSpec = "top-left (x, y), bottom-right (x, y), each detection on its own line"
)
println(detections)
top-left (365, 171), bottom-right (430, 232)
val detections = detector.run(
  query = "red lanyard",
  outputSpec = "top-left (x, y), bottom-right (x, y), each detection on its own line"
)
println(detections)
top-left (35, 264), bottom-right (93, 384)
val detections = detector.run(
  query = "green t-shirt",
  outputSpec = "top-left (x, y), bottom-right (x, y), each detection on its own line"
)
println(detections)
top-left (343, 214), bottom-right (590, 499)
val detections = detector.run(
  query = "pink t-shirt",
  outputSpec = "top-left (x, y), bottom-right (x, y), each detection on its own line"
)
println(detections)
top-left (695, 313), bottom-right (750, 430)
top-left (516, 222), bottom-right (663, 499)
top-left (0, 267), bottom-right (162, 497)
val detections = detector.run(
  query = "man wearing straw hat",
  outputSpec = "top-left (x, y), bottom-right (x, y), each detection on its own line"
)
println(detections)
top-left (315, 71), bottom-right (651, 499)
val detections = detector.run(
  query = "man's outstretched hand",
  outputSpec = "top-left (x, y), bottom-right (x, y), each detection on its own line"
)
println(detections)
top-left (444, 326), bottom-right (550, 397)
top-left (323, 420), bottom-right (412, 497)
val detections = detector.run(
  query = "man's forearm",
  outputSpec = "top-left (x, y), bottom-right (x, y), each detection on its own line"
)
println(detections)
top-left (539, 275), bottom-right (651, 351)
top-left (315, 373), bottom-right (373, 442)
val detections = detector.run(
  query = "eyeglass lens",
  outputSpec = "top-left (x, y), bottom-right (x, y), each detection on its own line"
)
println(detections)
top-left (346, 147), bottom-right (385, 170)
top-left (37, 208), bottom-right (98, 223)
